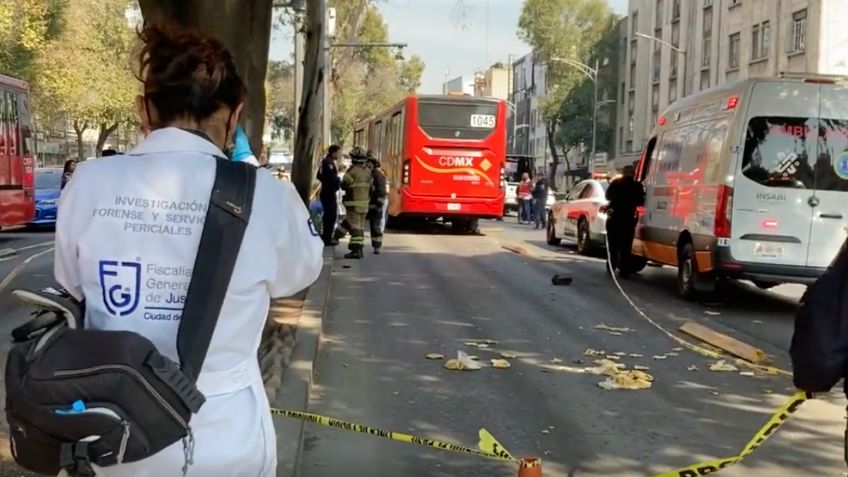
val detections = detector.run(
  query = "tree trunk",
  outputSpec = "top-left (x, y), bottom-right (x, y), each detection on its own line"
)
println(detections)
top-left (291, 0), bottom-right (326, 203)
top-left (546, 120), bottom-right (560, 188)
top-left (331, 0), bottom-right (368, 88)
top-left (73, 120), bottom-right (87, 162)
top-left (137, 0), bottom-right (273, 155)
top-left (96, 122), bottom-right (119, 156)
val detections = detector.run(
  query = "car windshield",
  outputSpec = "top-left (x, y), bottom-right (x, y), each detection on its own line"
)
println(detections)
top-left (35, 170), bottom-right (61, 189)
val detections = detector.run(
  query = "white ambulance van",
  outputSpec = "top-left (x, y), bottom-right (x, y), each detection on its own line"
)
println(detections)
top-left (633, 75), bottom-right (848, 299)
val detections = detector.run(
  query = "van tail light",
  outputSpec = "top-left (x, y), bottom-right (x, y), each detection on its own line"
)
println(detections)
top-left (714, 185), bottom-right (733, 238)
top-left (402, 159), bottom-right (411, 185)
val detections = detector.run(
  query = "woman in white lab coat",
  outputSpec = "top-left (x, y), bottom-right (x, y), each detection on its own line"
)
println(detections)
top-left (53, 23), bottom-right (324, 477)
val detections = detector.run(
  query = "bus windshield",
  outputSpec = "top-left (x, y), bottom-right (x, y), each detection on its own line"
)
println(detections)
top-left (418, 100), bottom-right (498, 140)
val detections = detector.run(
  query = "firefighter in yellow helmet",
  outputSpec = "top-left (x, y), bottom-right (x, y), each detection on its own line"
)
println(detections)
top-left (341, 147), bottom-right (373, 259)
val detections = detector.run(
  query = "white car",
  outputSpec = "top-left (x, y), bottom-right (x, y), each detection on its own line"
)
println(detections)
top-left (547, 179), bottom-right (609, 255)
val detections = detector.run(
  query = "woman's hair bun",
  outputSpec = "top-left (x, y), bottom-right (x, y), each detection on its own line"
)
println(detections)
top-left (137, 22), bottom-right (246, 125)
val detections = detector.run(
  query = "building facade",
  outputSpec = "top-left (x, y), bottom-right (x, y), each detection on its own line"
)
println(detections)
top-left (474, 63), bottom-right (510, 100)
top-left (443, 75), bottom-right (475, 95)
top-left (612, 0), bottom-right (848, 170)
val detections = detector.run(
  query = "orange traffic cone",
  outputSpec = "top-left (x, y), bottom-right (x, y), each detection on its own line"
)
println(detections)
top-left (517, 457), bottom-right (542, 477)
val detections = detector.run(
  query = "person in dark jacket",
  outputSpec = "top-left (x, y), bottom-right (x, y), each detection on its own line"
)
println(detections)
top-left (316, 145), bottom-right (342, 246)
top-left (531, 177), bottom-right (549, 229)
top-left (366, 151), bottom-right (387, 254)
top-left (605, 165), bottom-right (645, 277)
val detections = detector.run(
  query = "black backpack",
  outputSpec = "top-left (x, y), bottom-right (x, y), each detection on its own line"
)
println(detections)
top-left (5, 158), bottom-right (256, 477)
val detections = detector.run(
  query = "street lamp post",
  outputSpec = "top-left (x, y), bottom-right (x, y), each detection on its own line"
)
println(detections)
top-left (635, 32), bottom-right (688, 96)
top-left (549, 57), bottom-right (612, 174)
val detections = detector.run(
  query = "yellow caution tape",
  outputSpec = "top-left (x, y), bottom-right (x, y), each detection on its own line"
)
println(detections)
top-left (272, 408), bottom-right (518, 463)
top-left (651, 391), bottom-right (811, 477)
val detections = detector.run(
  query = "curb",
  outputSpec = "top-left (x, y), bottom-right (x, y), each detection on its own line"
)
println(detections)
top-left (275, 246), bottom-right (334, 477)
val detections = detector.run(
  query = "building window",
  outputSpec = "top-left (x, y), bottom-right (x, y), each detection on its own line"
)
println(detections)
top-left (628, 116), bottom-right (634, 139)
top-left (752, 23), bottom-right (760, 60)
top-left (672, 0), bottom-right (680, 22)
top-left (652, 49), bottom-right (661, 82)
top-left (669, 78), bottom-right (678, 103)
top-left (729, 32), bottom-right (740, 69)
top-left (631, 40), bottom-right (638, 66)
top-left (790, 9), bottom-right (807, 53)
top-left (631, 11), bottom-right (639, 34)
top-left (702, 6), bottom-right (712, 67)
top-left (670, 22), bottom-right (680, 77)
top-left (628, 91), bottom-right (636, 115)
top-left (619, 126), bottom-right (624, 152)
top-left (656, 0), bottom-right (663, 26)
top-left (751, 21), bottom-right (769, 61)
top-left (729, 0), bottom-right (741, 7)
top-left (700, 70), bottom-right (710, 90)
top-left (651, 84), bottom-right (660, 111)
top-left (761, 21), bottom-right (770, 58)
top-left (620, 82), bottom-right (625, 104)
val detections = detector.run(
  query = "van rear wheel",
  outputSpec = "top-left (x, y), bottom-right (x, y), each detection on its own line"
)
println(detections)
top-left (547, 214), bottom-right (561, 246)
top-left (677, 243), bottom-right (699, 301)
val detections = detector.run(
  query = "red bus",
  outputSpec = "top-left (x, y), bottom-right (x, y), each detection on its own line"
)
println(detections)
top-left (355, 95), bottom-right (506, 232)
top-left (0, 74), bottom-right (35, 226)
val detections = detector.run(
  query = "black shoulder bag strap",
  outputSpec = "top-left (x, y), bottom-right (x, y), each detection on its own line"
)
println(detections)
top-left (177, 158), bottom-right (257, 383)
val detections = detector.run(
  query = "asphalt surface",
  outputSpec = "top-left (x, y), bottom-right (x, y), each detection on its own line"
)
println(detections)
top-left (298, 218), bottom-right (846, 477)
top-left (0, 229), bottom-right (56, 477)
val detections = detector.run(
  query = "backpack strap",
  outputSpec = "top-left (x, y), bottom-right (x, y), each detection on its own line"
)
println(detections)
top-left (177, 158), bottom-right (256, 383)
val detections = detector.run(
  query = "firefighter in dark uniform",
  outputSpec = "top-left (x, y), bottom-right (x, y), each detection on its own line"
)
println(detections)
top-left (341, 147), bottom-right (373, 259)
top-left (366, 150), bottom-right (387, 254)
top-left (605, 165), bottom-right (645, 278)
top-left (316, 145), bottom-right (342, 246)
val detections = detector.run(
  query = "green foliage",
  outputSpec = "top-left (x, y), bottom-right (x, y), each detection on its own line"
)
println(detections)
top-left (518, 0), bottom-right (611, 121)
top-left (33, 0), bottom-right (138, 134)
top-left (266, 59), bottom-right (295, 141)
top-left (0, 0), bottom-right (65, 80)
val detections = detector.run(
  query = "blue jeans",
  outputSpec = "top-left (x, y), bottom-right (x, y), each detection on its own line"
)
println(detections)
top-left (533, 198), bottom-right (546, 228)
top-left (519, 199), bottom-right (532, 223)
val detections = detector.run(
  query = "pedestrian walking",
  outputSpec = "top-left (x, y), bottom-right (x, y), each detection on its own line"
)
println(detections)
top-left (51, 23), bottom-right (323, 477)
top-left (517, 172), bottom-right (533, 224)
top-left (317, 144), bottom-right (342, 246)
top-left (341, 147), bottom-right (373, 259)
top-left (605, 165), bottom-right (645, 278)
top-left (366, 150), bottom-right (387, 254)
top-left (532, 177), bottom-right (549, 229)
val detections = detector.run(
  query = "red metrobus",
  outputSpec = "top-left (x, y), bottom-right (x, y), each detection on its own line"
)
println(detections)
top-left (0, 74), bottom-right (35, 227)
top-left (354, 95), bottom-right (506, 232)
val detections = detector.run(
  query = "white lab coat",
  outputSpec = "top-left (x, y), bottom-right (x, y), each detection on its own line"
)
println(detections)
top-left (54, 128), bottom-right (324, 477)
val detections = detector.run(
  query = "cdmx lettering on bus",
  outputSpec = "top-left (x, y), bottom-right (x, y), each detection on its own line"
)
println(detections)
top-left (438, 156), bottom-right (475, 167)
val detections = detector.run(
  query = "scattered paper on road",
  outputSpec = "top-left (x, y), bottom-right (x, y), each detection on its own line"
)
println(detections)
top-left (687, 365), bottom-right (698, 372)
top-left (665, 352), bottom-right (679, 357)
top-left (477, 343), bottom-right (490, 349)
top-left (708, 360), bottom-right (738, 372)
top-left (500, 352), bottom-right (517, 359)
top-left (550, 357), bottom-right (563, 364)
top-left (652, 355), bottom-right (667, 360)
top-left (630, 353), bottom-right (643, 358)
top-left (740, 371), bottom-right (755, 377)
top-left (490, 359), bottom-right (511, 369)
top-left (444, 351), bottom-right (483, 371)
top-left (595, 323), bottom-right (633, 334)
top-left (597, 369), bottom-right (653, 390)
top-left (672, 347), bottom-right (684, 352)
top-left (612, 352), bottom-right (627, 357)
top-left (425, 353), bottom-right (444, 360)
top-left (705, 310), bottom-right (721, 316)
top-left (584, 348), bottom-right (604, 356)
top-left (633, 365), bottom-right (650, 371)
top-left (605, 355), bottom-right (621, 361)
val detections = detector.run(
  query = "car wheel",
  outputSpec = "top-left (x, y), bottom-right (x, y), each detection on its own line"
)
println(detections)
top-left (546, 213), bottom-right (561, 246)
top-left (677, 242), bottom-right (698, 301)
top-left (576, 219), bottom-right (591, 255)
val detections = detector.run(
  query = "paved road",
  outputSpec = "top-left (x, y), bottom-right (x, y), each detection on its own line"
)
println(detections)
top-left (298, 220), bottom-right (845, 477)
top-left (0, 229), bottom-right (55, 477)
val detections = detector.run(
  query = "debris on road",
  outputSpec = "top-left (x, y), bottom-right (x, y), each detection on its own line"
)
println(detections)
top-left (605, 355), bottom-right (621, 361)
top-left (665, 352), bottom-right (679, 357)
top-left (705, 310), bottom-right (721, 316)
top-left (597, 368), bottom-right (653, 390)
top-left (679, 321), bottom-right (768, 364)
top-left (652, 355), bottom-right (668, 360)
top-left (444, 351), bottom-right (482, 371)
top-left (426, 353), bottom-right (444, 360)
top-left (709, 360), bottom-right (738, 372)
top-left (594, 323), bottom-right (633, 334)
top-left (551, 274), bottom-right (573, 286)
top-left (687, 365), bottom-right (698, 372)
top-left (550, 357), bottom-right (563, 364)
top-left (464, 342), bottom-right (479, 347)
top-left (584, 348), bottom-right (604, 356)
top-left (612, 352), bottom-right (627, 357)
top-left (672, 347), bottom-right (684, 352)
top-left (477, 343), bottom-right (490, 349)
top-left (740, 371), bottom-right (755, 377)
top-left (629, 353), bottom-right (644, 358)
top-left (500, 352), bottom-right (517, 359)
top-left (541, 429), bottom-right (550, 435)
top-left (634, 365), bottom-right (650, 371)
top-left (490, 359), bottom-right (511, 369)
top-left (501, 243), bottom-right (528, 255)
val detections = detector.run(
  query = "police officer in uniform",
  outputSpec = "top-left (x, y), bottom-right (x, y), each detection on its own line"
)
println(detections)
top-left (341, 147), bottom-right (373, 259)
top-left (53, 24), bottom-right (323, 477)
top-left (316, 145), bottom-right (342, 246)
top-left (605, 165), bottom-right (645, 278)
top-left (366, 150), bottom-right (387, 254)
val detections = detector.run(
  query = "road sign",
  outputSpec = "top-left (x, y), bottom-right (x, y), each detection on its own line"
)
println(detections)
top-left (594, 152), bottom-right (608, 168)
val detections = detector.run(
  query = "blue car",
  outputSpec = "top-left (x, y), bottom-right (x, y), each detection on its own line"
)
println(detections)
top-left (28, 168), bottom-right (62, 227)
